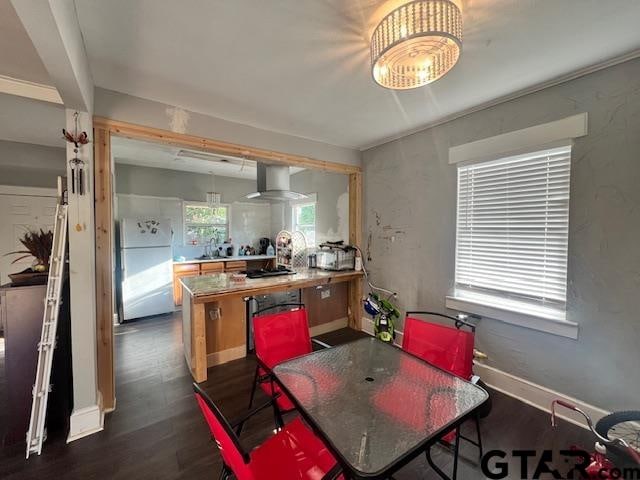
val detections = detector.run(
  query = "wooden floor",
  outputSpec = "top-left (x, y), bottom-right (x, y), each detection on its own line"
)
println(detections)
top-left (0, 312), bottom-right (600, 479)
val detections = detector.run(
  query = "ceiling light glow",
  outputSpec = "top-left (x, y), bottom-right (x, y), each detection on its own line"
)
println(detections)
top-left (370, 0), bottom-right (462, 90)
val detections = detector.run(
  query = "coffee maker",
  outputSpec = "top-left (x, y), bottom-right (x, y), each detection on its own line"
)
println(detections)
top-left (258, 237), bottom-right (271, 255)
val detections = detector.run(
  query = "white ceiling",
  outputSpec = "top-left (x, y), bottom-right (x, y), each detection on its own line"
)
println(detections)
top-left (0, 1), bottom-right (52, 85)
top-left (112, 136), bottom-right (304, 179)
top-left (74, 0), bottom-right (640, 149)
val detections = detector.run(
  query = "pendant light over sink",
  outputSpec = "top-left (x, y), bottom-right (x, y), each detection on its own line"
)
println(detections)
top-left (206, 172), bottom-right (221, 207)
top-left (370, 0), bottom-right (462, 90)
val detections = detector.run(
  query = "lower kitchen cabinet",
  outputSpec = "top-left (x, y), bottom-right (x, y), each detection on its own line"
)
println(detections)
top-left (173, 263), bottom-right (199, 306)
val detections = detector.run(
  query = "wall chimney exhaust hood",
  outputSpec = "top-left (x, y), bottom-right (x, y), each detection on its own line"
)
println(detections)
top-left (246, 164), bottom-right (308, 201)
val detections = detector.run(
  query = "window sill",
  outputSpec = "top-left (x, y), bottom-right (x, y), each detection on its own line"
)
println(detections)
top-left (445, 291), bottom-right (578, 340)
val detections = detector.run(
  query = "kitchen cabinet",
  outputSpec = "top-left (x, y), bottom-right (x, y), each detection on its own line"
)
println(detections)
top-left (200, 262), bottom-right (225, 274)
top-left (204, 297), bottom-right (246, 366)
top-left (173, 263), bottom-right (199, 306)
top-left (224, 261), bottom-right (247, 272)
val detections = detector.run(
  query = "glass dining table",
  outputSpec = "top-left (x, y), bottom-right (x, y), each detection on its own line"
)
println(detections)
top-left (272, 337), bottom-right (489, 479)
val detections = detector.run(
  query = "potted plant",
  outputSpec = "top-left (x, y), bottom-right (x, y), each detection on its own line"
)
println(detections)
top-left (4, 229), bottom-right (54, 286)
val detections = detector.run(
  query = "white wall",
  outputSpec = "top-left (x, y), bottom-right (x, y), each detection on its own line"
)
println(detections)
top-left (0, 139), bottom-right (66, 187)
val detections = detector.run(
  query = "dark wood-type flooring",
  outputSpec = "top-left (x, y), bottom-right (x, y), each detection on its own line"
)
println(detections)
top-left (1, 312), bottom-right (603, 479)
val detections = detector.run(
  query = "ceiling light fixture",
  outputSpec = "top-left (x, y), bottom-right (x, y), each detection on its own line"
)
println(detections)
top-left (370, 0), bottom-right (462, 90)
top-left (206, 172), bottom-right (222, 207)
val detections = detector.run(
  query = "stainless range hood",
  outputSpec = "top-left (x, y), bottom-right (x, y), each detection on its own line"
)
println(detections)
top-left (246, 164), bottom-right (308, 201)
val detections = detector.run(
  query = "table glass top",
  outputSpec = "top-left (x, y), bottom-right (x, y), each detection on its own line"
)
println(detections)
top-left (273, 337), bottom-right (488, 476)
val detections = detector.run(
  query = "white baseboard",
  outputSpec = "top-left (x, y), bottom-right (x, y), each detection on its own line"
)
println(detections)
top-left (67, 404), bottom-right (104, 443)
top-left (310, 317), bottom-right (349, 337)
top-left (473, 362), bottom-right (610, 430)
top-left (361, 319), bottom-right (608, 431)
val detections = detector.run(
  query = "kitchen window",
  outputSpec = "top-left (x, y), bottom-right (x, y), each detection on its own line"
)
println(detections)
top-left (183, 202), bottom-right (229, 246)
top-left (447, 145), bottom-right (575, 337)
top-left (292, 202), bottom-right (316, 247)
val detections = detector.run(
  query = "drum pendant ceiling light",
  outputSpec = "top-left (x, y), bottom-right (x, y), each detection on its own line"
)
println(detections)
top-left (370, 0), bottom-right (462, 90)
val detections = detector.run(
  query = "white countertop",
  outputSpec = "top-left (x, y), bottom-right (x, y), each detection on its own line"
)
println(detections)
top-left (173, 255), bottom-right (275, 265)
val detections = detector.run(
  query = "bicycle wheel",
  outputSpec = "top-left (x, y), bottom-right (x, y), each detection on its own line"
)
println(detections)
top-left (595, 411), bottom-right (640, 460)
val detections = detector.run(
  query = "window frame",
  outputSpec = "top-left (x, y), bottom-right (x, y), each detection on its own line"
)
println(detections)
top-left (182, 201), bottom-right (230, 246)
top-left (291, 200), bottom-right (317, 247)
top-left (447, 145), bottom-right (578, 339)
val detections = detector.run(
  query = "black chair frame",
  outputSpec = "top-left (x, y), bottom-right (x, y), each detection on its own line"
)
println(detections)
top-left (247, 303), bottom-right (331, 421)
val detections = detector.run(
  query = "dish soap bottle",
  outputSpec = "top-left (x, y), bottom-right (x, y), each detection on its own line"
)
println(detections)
top-left (266, 242), bottom-right (275, 256)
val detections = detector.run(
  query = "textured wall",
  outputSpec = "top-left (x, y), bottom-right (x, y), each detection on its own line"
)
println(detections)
top-left (0, 139), bottom-right (65, 187)
top-left (362, 58), bottom-right (640, 410)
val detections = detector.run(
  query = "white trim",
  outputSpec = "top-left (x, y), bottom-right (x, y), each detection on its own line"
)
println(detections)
top-left (0, 185), bottom-right (57, 197)
top-left (67, 404), bottom-right (104, 443)
top-left (361, 49), bottom-right (639, 151)
top-left (449, 113), bottom-right (587, 165)
top-left (0, 75), bottom-right (63, 105)
top-left (446, 295), bottom-right (578, 339)
top-left (473, 362), bottom-right (609, 431)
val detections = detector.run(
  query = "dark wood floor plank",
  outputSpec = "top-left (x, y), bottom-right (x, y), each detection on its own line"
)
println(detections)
top-left (1, 312), bottom-right (601, 479)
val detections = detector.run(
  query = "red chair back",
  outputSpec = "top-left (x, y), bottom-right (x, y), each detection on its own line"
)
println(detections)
top-left (402, 316), bottom-right (475, 380)
top-left (193, 384), bottom-right (252, 479)
top-left (253, 308), bottom-right (312, 369)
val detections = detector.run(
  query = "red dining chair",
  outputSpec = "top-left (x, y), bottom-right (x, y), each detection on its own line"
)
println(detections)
top-left (248, 303), bottom-right (331, 421)
top-left (193, 383), bottom-right (343, 480)
top-left (403, 311), bottom-right (485, 480)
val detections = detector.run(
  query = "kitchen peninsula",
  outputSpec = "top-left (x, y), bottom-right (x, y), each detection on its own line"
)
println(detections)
top-left (180, 269), bottom-right (363, 382)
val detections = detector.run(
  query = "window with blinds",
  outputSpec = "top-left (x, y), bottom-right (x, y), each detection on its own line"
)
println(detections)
top-left (454, 145), bottom-right (571, 316)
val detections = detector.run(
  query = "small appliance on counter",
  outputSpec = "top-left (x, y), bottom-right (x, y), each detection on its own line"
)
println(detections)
top-left (258, 237), bottom-right (271, 255)
top-left (316, 241), bottom-right (356, 271)
top-left (276, 230), bottom-right (308, 269)
top-left (216, 242), bottom-right (235, 257)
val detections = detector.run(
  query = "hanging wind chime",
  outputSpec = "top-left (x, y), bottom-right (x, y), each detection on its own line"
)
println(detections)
top-left (63, 112), bottom-right (90, 231)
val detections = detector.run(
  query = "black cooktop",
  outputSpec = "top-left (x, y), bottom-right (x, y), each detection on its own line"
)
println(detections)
top-left (245, 266), bottom-right (295, 279)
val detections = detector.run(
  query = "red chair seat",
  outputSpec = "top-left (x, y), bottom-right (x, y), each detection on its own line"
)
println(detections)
top-left (250, 417), bottom-right (343, 480)
top-left (194, 383), bottom-right (343, 480)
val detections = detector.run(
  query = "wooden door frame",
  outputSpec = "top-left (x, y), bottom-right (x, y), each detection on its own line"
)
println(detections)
top-left (93, 117), bottom-right (363, 411)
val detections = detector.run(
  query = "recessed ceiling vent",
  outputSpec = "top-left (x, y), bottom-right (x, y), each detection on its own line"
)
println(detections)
top-left (246, 164), bottom-right (308, 202)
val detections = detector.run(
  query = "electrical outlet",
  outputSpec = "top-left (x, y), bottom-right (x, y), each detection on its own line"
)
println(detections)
top-left (321, 289), bottom-right (331, 300)
top-left (209, 308), bottom-right (220, 321)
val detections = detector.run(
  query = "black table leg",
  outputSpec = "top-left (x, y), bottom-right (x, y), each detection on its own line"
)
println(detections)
top-left (426, 446), bottom-right (452, 480)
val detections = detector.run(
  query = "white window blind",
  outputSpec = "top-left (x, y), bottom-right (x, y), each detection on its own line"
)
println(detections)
top-left (455, 145), bottom-right (571, 311)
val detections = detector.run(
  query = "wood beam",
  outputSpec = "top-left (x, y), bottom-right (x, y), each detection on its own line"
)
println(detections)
top-left (94, 126), bottom-right (115, 411)
top-left (348, 172), bottom-right (363, 330)
top-left (93, 117), bottom-right (361, 175)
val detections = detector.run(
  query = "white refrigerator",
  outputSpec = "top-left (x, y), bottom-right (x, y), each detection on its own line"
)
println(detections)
top-left (120, 217), bottom-right (174, 321)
